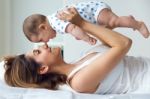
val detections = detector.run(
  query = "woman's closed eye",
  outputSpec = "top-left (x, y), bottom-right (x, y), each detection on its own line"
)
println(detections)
top-left (33, 49), bottom-right (41, 55)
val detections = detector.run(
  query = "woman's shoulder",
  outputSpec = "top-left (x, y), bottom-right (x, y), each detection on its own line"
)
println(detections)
top-left (68, 44), bottom-right (110, 78)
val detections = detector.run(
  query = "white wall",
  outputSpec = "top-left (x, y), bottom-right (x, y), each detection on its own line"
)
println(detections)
top-left (0, 0), bottom-right (150, 61)
top-left (63, 0), bottom-right (150, 62)
top-left (0, 0), bottom-right (5, 57)
top-left (0, 0), bottom-right (11, 58)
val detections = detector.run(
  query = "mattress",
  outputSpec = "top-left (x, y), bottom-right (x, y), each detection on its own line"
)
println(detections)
top-left (0, 81), bottom-right (150, 99)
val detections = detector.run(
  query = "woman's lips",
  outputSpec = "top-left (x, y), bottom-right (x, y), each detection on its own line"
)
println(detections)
top-left (47, 47), bottom-right (51, 52)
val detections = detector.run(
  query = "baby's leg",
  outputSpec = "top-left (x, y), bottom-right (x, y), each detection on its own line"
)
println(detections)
top-left (67, 23), bottom-right (97, 45)
top-left (97, 8), bottom-right (150, 38)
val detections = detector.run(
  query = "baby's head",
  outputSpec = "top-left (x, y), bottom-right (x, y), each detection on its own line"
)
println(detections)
top-left (23, 14), bottom-right (56, 43)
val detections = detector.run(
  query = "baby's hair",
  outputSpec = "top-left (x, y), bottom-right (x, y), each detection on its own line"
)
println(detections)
top-left (23, 14), bottom-right (47, 41)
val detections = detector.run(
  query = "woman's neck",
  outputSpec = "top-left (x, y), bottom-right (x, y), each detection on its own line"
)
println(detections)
top-left (50, 52), bottom-right (99, 76)
top-left (49, 62), bottom-right (75, 76)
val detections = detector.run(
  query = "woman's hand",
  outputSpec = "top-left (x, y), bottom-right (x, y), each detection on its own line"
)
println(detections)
top-left (57, 7), bottom-right (84, 26)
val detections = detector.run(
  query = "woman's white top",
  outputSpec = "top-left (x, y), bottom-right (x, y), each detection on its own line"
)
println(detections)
top-left (66, 45), bottom-right (150, 94)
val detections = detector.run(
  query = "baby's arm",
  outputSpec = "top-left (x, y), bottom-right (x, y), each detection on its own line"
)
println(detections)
top-left (66, 23), bottom-right (97, 45)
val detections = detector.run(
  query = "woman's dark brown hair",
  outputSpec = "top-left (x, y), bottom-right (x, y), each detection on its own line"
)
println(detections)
top-left (4, 54), bottom-right (67, 90)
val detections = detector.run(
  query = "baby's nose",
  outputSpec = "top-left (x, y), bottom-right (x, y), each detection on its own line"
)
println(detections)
top-left (39, 43), bottom-right (48, 49)
top-left (43, 43), bottom-right (48, 48)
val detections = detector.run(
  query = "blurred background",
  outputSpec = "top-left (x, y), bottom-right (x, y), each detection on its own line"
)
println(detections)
top-left (0, 0), bottom-right (150, 62)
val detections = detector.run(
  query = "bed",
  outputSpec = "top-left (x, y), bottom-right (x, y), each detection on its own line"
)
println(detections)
top-left (1, 61), bottom-right (150, 99)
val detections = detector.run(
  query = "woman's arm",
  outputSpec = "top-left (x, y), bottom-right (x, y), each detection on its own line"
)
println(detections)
top-left (58, 8), bottom-right (132, 93)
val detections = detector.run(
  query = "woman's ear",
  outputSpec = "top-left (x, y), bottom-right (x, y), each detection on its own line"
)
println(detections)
top-left (38, 65), bottom-right (49, 74)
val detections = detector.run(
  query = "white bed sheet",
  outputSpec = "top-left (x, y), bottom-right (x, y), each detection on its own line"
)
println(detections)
top-left (1, 61), bottom-right (150, 99)
top-left (0, 82), bottom-right (150, 99)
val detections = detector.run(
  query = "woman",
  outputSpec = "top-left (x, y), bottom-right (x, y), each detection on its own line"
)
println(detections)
top-left (4, 8), bottom-right (150, 94)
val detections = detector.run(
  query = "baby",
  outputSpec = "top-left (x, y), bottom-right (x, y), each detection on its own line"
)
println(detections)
top-left (23, 1), bottom-right (149, 45)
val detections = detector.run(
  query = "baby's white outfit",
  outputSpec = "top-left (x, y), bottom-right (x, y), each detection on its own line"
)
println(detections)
top-left (66, 45), bottom-right (150, 94)
top-left (47, 1), bottom-right (110, 34)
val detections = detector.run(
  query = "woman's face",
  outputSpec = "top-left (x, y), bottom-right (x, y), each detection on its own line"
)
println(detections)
top-left (26, 44), bottom-right (62, 67)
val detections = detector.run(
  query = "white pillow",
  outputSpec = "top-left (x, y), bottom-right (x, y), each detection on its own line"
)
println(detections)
top-left (0, 61), bottom-right (5, 83)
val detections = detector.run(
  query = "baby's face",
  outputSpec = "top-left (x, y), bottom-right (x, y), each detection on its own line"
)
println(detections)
top-left (31, 23), bottom-right (56, 43)
top-left (38, 26), bottom-right (56, 42)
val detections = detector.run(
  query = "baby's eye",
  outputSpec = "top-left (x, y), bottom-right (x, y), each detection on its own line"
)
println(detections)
top-left (33, 49), bottom-right (41, 55)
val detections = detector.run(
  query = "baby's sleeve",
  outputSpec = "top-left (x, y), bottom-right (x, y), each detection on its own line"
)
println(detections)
top-left (47, 14), bottom-right (70, 34)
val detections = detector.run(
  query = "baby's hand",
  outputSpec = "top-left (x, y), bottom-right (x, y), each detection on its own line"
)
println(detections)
top-left (57, 7), bottom-right (83, 26)
top-left (76, 35), bottom-right (97, 45)
top-left (87, 37), bottom-right (97, 45)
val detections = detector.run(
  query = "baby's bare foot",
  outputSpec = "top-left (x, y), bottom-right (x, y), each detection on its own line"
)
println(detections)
top-left (138, 22), bottom-right (150, 38)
